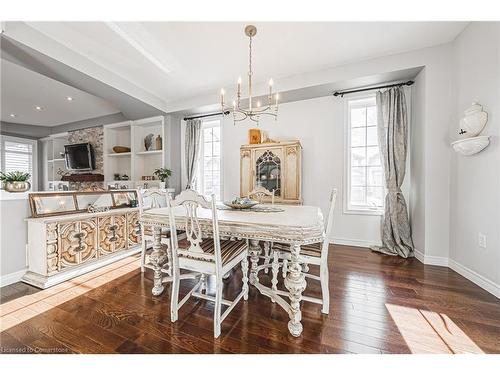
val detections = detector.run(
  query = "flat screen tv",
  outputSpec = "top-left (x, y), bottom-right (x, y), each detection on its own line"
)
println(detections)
top-left (64, 143), bottom-right (95, 171)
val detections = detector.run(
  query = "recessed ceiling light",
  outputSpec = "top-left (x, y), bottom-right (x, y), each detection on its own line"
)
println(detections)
top-left (35, 106), bottom-right (42, 111)
top-left (9, 113), bottom-right (16, 118)
top-left (66, 96), bottom-right (73, 101)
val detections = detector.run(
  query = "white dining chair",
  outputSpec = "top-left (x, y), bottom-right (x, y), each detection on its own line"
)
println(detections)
top-left (167, 189), bottom-right (249, 338)
top-left (271, 189), bottom-right (337, 314)
top-left (247, 186), bottom-right (275, 273)
top-left (247, 185), bottom-right (275, 205)
top-left (138, 188), bottom-right (182, 274)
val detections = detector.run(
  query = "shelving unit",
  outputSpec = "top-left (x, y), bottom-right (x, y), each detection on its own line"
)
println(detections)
top-left (103, 116), bottom-right (166, 189)
top-left (40, 132), bottom-right (70, 191)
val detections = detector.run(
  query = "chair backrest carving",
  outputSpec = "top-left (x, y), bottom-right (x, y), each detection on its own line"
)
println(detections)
top-left (138, 188), bottom-right (171, 214)
top-left (167, 190), bottom-right (222, 270)
top-left (247, 186), bottom-right (275, 205)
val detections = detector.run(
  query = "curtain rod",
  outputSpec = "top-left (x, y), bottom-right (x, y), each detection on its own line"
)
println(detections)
top-left (183, 111), bottom-right (230, 121)
top-left (332, 80), bottom-right (414, 98)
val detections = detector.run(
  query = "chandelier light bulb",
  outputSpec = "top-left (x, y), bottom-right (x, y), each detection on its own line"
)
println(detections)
top-left (269, 78), bottom-right (274, 87)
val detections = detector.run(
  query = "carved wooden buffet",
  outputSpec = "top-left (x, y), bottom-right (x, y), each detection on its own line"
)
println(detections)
top-left (240, 140), bottom-right (302, 204)
top-left (24, 191), bottom-right (141, 288)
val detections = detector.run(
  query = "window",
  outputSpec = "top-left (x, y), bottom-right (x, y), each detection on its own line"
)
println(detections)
top-left (196, 119), bottom-right (222, 200)
top-left (0, 135), bottom-right (38, 190)
top-left (345, 96), bottom-right (384, 213)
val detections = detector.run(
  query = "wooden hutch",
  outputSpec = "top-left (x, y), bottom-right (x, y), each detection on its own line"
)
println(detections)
top-left (240, 140), bottom-right (302, 204)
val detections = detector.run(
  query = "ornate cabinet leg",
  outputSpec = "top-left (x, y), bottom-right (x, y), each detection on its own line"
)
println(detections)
top-left (249, 240), bottom-right (262, 285)
top-left (271, 251), bottom-right (279, 303)
top-left (241, 253), bottom-right (249, 300)
top-left (263, 241), bottom-right (271, 274)
top-left (284, 243), bottom-right (306, 337)
top-left (149, 226), bottom-right (167, 296)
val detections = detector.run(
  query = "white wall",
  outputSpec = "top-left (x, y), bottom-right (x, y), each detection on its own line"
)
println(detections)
top-left (450, 22), bottom-right (500, 289)
top-left (0, 193), bottom-right (30, 286)
top-left (222, 96), bottom-right (383, 247)
top-left (410, 70), bottom-right (426, 255)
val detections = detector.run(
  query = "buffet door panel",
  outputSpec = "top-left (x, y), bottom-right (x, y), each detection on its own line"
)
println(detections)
top-left (113, 215), bottom-right (127, 251)
top-left (98, 215), bottom-right (127, 256)
top-left (79, 219), bottom-right (98, 263)
top-left (253, 147), bottom-right (283, 200)
top-left (58, 219), bottom-right (98, 270)
top-left (127, 211), bottom-right (141, 248)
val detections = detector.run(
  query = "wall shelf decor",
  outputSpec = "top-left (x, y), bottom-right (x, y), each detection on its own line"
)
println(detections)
top-left (452, 103), bottom-right (490, 156)
top-left (452, 135), bottom-right (491, 156)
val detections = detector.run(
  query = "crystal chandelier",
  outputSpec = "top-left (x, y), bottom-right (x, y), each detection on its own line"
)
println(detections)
top-left (220, 25), bottom-right (279, 125)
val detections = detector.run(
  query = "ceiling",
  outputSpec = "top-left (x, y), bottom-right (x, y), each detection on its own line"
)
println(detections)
top-left (18, 21), bottom-right (467, 107)
top-left (1, 58), bottom-right (121, 126)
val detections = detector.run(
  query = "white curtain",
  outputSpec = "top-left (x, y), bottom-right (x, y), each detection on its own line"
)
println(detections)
top-left (184, 119), bottom-right (202, 189)
top-left (371, 87), bottom-right (414, 258)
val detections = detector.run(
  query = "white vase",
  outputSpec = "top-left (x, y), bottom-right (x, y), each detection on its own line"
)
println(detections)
top-left (159, 181), bottom-right (166, 189)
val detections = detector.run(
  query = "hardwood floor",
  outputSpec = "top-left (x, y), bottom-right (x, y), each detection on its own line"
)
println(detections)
top-left (1, 245), bottom-right (499, 354)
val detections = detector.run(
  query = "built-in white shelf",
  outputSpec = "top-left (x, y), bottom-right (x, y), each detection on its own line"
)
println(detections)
top-left (136, 150), bottom-right (162, 155)
top-left (103, 116), bottom-right (166, 184)
top-left (40, 132), bottom-right (69, 191)
top-left (106, 152), bottom-right (131, 157)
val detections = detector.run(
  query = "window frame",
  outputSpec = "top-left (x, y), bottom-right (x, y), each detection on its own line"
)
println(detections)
top-left (195, 118), bottom-right (223, 200)
top-left (0, 135), bottom-right (38, 191)
top-left (343, 93), bottom-right (384, 216)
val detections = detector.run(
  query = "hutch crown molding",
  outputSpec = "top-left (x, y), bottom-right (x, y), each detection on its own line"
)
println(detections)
top-left (240, 140), bottom-right (302, 204)
top-left (23, 190), bottom-right (141, 288)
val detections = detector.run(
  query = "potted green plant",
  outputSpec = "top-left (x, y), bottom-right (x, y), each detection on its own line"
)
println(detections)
top-left (153, 168), bottom-right (172, 189)
top-left (0, 171), bottom-right (31, 192)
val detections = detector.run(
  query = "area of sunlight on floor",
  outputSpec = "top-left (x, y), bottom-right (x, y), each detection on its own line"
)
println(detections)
top-left (385, 303), bottom-right (483, 353)
top-left (0, 256), bottom-right (140, 332)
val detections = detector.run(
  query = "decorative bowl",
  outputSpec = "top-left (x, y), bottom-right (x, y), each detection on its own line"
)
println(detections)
top-left (223, 198), bottom-right (259, 210)
top-left (4, 181), bottom-right (31, 193)
top-left (113, 146), bottom-right (131, 153)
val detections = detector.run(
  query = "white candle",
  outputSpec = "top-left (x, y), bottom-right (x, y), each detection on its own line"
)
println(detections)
top-left (275, 93), bottom-right (279, 107)
top-left (220, 88), bottom-right (225, 106)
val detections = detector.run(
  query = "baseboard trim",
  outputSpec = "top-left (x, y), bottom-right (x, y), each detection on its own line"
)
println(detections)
top-left (449, 259), bottom-right (500, 299)
top-left (413, 249), bottom-right (449, 267)
top-left (330, 237), bottom-right (381, 248)
top-left (413, 248), bottom-right (425, 263)
top-left (413, 249), bottom-right (498, 299)
top-left (0, 268), bottom-right (27, 287)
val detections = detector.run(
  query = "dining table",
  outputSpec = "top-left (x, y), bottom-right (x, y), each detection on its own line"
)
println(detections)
top-left (139, 204), bottom-right (325, 337)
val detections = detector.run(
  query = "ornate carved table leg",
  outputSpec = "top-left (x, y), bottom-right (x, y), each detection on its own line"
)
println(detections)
top-left (271, 251), bottom-right (279, 303)
top-left (249, 239), bottom-right (262, 285)
top-left (263, 241), bottom-right (271, 274)
top-left (284, 243), bottom-right (306, 337)
top-left (149, 225), bottom-right (167, 296)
